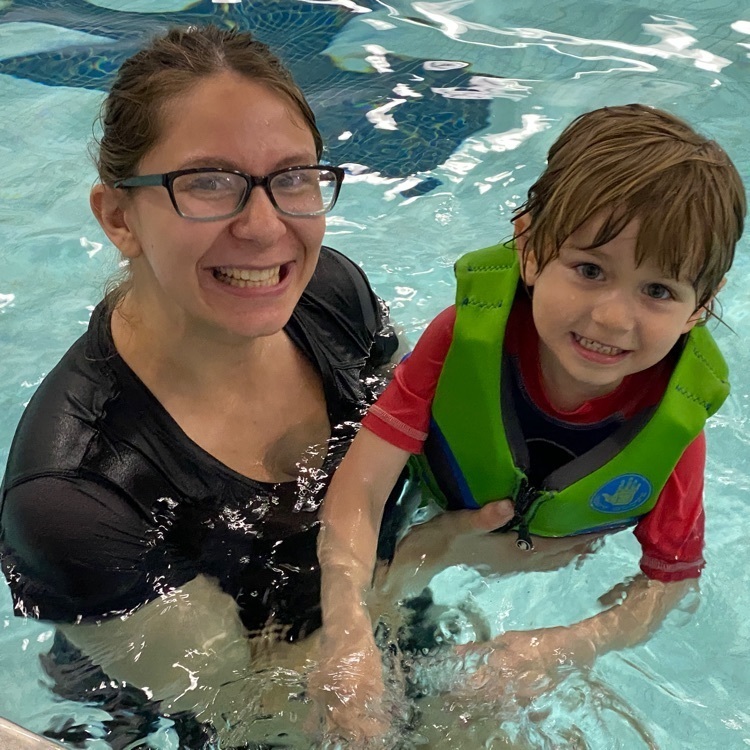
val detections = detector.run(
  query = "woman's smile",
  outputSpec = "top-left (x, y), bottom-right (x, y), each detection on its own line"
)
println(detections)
top-left (204, 261), bottom-right (294, 297)
top-left (213, 264), bottom-right (283, 287)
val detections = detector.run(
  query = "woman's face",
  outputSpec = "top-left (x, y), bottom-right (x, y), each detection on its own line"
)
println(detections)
top-left (107, 71), bottom-right (326, 342)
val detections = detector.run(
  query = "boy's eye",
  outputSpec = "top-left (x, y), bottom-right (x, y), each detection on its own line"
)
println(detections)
top-left (645, 283), bottom-right (673, 301)
top-left (575, 263), bottom-right (603, 280)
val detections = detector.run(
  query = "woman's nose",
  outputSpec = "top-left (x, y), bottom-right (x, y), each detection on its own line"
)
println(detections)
top-left (229, 185), bottom-right (287, 245)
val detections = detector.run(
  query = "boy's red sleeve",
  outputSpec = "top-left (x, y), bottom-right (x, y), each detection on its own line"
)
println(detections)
top-left (362, 306), bottom-right (456, 453)
top-left (634, 432), bottom-right (706, 582)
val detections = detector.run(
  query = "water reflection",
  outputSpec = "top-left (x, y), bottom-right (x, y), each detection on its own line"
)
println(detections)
top-left (2, 1), bottom-right (750, 749)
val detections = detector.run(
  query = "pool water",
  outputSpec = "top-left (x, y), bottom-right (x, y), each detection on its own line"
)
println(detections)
top-left (1, 0), bottom-right (750, 748)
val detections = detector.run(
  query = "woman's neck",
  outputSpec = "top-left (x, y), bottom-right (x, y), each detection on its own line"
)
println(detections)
top-left (110, 292), bottom-right (285, 398)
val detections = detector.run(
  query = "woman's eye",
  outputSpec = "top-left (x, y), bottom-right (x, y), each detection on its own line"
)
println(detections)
top-left (275, 173), bottom-right (311, 190)
top-left (645, 283), bottom-right (673, 301)
top-left (192, 179), bottom-right (218, 191)
top-left (275, 176), bottom-right (299, 189)
top-left (575, 263), bottom-right (603, 280)
top-left (187, 174), bottom-right (233, 192)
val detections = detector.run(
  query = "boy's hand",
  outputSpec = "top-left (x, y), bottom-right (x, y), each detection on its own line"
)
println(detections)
top-left (308, 627), bottom-right (391, 743)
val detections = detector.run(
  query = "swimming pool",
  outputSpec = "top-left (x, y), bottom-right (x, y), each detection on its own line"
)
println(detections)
top-left (1, 0), bottom-right (749, 747)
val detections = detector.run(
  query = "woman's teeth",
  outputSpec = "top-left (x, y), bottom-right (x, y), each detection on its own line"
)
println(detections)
top-left (214, 266), bottom-right (281, 288)
top-left (575, 334), bottom-right (626, 356)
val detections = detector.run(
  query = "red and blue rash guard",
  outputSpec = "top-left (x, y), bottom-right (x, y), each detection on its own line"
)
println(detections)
top-left (363, 296), bottom-right (706, 583)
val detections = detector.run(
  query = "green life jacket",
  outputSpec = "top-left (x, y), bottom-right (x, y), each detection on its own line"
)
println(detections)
top-left (410, 242), bottom-right (729, 543)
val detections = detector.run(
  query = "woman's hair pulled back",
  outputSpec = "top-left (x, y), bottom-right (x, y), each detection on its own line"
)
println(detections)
top-left (95, 24), bottom-right (323, 185)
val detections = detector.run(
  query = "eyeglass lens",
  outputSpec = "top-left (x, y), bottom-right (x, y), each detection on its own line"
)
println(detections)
top-left (171, 168), bottom-right (338, 219)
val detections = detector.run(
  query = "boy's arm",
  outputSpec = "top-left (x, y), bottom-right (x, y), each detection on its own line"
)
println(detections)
top-left (318, 428), bottom-right (411, 631)
top-left (572, 431), bottom-right (705, 652)
top-left (577, 573), bottom-right (692, 652)
top-left (313, 427), bottom-right (411, 737)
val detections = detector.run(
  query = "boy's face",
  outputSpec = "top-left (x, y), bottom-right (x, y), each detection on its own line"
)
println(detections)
top-left (519, 214), bottom-right (705, 410)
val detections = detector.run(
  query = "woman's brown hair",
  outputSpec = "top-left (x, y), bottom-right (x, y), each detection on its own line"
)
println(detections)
top-left (96, 24), bottom-right (322, 184)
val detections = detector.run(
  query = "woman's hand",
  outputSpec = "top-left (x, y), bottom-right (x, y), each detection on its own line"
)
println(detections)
top-left (450, 624), bottom-right (597, 702)
top-left (377, 500), bottom-right (515, 600)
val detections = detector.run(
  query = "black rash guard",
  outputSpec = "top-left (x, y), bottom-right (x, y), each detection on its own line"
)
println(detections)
top-left (0, 246), bottom-right (398, 639)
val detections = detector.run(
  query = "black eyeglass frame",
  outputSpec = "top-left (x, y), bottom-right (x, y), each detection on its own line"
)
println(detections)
top-left (113, 164), bottom-right (345, 221)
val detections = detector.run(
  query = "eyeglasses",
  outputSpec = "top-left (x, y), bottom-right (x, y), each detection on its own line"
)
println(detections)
top-left (113, 165), bottom-right (345, 221)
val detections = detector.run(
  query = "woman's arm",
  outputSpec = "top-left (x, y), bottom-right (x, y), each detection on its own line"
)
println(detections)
top-left (1, 478), bottom-right (287, 739)
top-left (58, 574), bottom-right (254, 715)
top-left (448, 574), bottom-right (691, 701)
top-left (59, 574), bottom-right (326, 747)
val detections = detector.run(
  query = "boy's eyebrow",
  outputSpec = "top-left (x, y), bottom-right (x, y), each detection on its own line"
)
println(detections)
top-left (561, 243), bottom-right (607, 256)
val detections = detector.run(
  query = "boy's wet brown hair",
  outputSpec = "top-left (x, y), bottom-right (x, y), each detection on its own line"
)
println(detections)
top-left (515, 104), bottom-right (746, 310)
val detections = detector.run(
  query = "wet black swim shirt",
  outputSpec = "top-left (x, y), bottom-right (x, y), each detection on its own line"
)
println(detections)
top-left (0, 246), bottom-right (397, 638)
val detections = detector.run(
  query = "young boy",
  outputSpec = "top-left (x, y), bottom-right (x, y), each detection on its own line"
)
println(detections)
top-left (313, 104), bottom-right (745, 738)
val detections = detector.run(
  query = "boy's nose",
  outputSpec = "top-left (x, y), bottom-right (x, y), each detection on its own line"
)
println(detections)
top-left (590, 292), bottom-right (635, 333)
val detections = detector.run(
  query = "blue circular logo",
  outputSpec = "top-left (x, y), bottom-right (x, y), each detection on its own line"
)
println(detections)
top-left (590, 474), bottom-right (652, 514)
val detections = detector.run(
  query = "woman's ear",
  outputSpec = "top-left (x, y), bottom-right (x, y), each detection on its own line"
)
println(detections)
top-left (90, 184), bottom-right (142, 259)
top-left (682, 277), bottom-right (727, 333)
top-left (512, 212), bottom-right (538, 285)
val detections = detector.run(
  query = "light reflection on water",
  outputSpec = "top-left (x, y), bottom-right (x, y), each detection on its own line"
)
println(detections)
top-left (1, 0), bottom-right (750, 747)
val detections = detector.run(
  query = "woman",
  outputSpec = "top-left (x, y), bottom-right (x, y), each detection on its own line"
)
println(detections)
top-left (0, 24), bottom-right (397, 739)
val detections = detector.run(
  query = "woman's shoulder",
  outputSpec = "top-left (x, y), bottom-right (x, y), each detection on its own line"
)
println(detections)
top-left (294, 246), bottom-right (397, 365)
top-left (290, 246), bottom-right (398, 416)
top-left (304, 246), bottom-right (380, 331)
top-left (3, 328), bottom-right (112, 487)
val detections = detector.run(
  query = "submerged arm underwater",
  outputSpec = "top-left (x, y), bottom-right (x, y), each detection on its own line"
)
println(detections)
top-left (58, 575), bottom-right (253, 712)
top-left (442, 574), bottom-right (694, 702)
top-left (57, 575), bottom-right (319, 744)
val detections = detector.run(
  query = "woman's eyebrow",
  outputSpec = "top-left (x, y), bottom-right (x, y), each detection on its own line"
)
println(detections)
top-left (177, 153), bottom-right (318, 171)
top-left (273, 153), bottom-right (319, 169)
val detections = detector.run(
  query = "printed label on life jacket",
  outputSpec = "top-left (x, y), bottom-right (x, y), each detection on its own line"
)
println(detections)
top-left (589, 473), bottom-right (652, 514)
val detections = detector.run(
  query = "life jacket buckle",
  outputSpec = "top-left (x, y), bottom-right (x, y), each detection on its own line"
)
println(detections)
top-left (515, 524), bottom-right (534, 551)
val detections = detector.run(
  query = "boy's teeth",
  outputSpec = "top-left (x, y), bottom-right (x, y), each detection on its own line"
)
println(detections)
top-left (215, 265), bottom-right (281, 287)
top-left (576, 334), bottom-right (624, 356)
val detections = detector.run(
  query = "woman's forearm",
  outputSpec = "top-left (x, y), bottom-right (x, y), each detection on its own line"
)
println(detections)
top-left (574, 575), bottom-right (694, 656)
top-left (59, 574), bottom-right (256, 712)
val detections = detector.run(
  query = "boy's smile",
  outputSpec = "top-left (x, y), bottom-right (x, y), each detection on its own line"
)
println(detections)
top-left (520, 215), bottom-right (704, 412)
top-left (571, 333), bottom-right (630, 361)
